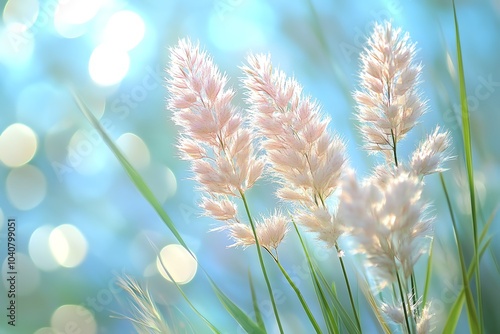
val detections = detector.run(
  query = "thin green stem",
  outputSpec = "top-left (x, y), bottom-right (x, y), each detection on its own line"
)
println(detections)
top-left (396, 270), bottom-right (412, 334)
top-left (273, 258), bottom-right (323, 334)
top-left (440, 173), bottom-right (479, 333)
top-left (240, 192), bottom-right (284, 334)
top-left (335, 243), bottom-right (362, 332)
top-left (452, 1), bottom-right (482, 331)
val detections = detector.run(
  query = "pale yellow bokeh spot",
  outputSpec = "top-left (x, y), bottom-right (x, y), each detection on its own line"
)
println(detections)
top-left (0, 123), bottom-right (38, 167)
top-left (116, 132), bottom-right (151, 170)
top-left (6, 164), bottom-right (46, 210)
top-left (30, 225), bottom-right (60, 271)
top-left (156, 244), bottom-right (197, 284)
top-left (3, 0), bottom-right (39, 32)
top-left (51, 305), bottom-right (97, 334)
top-left (49, 224), bottom-right (88, 268)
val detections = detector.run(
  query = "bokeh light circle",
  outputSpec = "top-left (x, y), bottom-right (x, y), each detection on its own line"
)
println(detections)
top-left (49, 224), bottom-right (88, 268)
top-left (116, 132), bottom-right (151, 169)
top-left (102, 10), bottom-right (145, 51)
top-left (143, 165), bottom-right (177, 203)
top-left (3, 0), bottom-right (39, 33)
top-left (88, 44), bottom-right (130, 86)
top-left (0, 123), bottom-right (38, 167)
top-left (156, 244), bottom-right (197, 284)
top-left (54, 0), bottom-right (103, 38)
top-left (6, 165), bottom-right (47, 210)
top-left (51, 305), bottom-right (97, 334)
top-left (30, 225), bottom-right (60, 271)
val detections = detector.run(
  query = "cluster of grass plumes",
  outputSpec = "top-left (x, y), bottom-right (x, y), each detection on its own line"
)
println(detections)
top-left (161, 20), bottom-right (454, 334)
top-left (90, 11), bottom-right (489, 334)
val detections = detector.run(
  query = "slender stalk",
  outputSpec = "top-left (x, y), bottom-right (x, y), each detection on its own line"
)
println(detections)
top-left (335, 243), bottom-right (362, 331)
top-left (452, 2), bottom-right (483, 331)
top-left (272, 258), bottom-right (323, 334)
top-left (440, 173), bottom-right (479, 333)
top-left (240, 192), bottom-right (284, 334)
top-left (395, 270), bottom-right (412, 334)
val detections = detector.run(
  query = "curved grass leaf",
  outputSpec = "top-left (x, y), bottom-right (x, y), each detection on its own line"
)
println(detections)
top-left (293, 223), bottom-right (339, 334)
top-left (440, 173), bottom-right (479, 333)
top-left (422, 237), bottom-right (434, 308)
top-left (452, 1), bottom-right (482, 331)
top-left (248, 271), bottom-right (266, 330)
top-left (292, 223), bottom-right (360, 334)
top-left (274, 258), bottom-right (323, 333)
top-left (72, 90), bottom-right (264, 334)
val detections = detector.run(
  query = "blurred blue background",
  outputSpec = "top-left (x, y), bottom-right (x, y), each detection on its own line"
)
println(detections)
top-left (0, 0), bottom-right (499, 333)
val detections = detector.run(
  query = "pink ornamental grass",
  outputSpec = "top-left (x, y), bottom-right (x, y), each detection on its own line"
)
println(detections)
top-left (166, 39), bottom-right (287, 250)
top-left (338, 169), bottom-right (432, 286)
top-left (242, 54), bottom-right (347, 248)
top-left (354, 21), bottom-right (426, 160)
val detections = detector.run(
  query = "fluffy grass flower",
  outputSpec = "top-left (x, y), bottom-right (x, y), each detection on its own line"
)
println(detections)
top-left (166, 39), bottom-right (288, 251)
top-left (380, 299), bottom-right (433, 334)
top-left (338, 169), bottom-right (432, 286)
top-left (410, 126), bottom-right (452, 176)
top-left (224, 212), bottom-right (289, 252)
top-left (167, 39), bottom-right (265, 198)
top-left (242, 54), bottom-right (346, 247)
top-left (354, 21), bottom-right (426, 162)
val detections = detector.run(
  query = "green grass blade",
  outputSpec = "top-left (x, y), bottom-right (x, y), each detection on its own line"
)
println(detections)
top-left (240, 194), bottom-right (284, 333)
top-left (452, 1), bottom-right (482, 331)
top-left (335, 245), bottom-right (361, 331)
top-left (156, 248), bottom-right (221, 333)
top-left (439, 173), bottom-right (479, 333)
top-left (208, 277), bottom-right (266, 334)
top-left (248, 271), bottom-right (266, 330)
top-left (72, 90), bottom-right (189, 250)
top-left (479, 206), bottom-right (498, 247)
top-left (315, 267), bottom-right (360, 334)
top-left (73, 90), bottom-right (265, 334)
top-left (422, 237), bottom-right (434, 308)
top-left (443, 236), bottom-right (491, 334)
top-left (274, 258), bottom-right (323, 333)
top-left (293, 222), bottom-right (339, 334)
top-left (314, 277), bottom-right (340, 334)
top-left (294, 223), bottom-right (361, 333)
top-left (483, 207), bottom-right (500, 283)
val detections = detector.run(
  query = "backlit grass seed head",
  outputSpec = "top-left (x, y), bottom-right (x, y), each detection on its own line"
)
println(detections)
top-left (167, 38), bottom-right (265, 199)
top-left (224, 212), bottom-right (289, 251)
top-left (242, 53), bottom-right (346, 247)
top-left (354, 21), bottom-right (426, 157)
top-left (410, 126), bottom-right (452, 176)
top-left (167, 39), bottom-right (287, 250)
top-left (339, 169), bottom-right (432, 285)
top-left (380, 299), bottom-right (433, 333)
top-left (417, 303), bottom-right (433, 334)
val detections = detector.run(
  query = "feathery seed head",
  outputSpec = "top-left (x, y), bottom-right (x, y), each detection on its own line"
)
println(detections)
top-left (354, 21), bottom-right (426, 157)
top-left (167, 38), bottom-right (264, 198)
top-left (410, 126), bottom-right (452, 176)
top-left (338, 169), bottom-right (432, 284)
top-left (226, 212), bottom-right (289, 251)
top-left (242, 53), bottom-right (346, 247)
